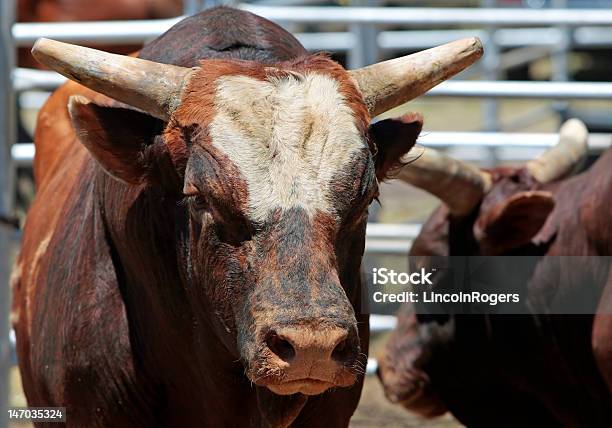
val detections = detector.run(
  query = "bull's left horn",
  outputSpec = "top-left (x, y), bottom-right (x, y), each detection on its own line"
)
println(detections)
top-left (525, 118), bottom-right (589, 184)
top-left (31, 38), bottom-right (195, 121)
top-left (349, 38), bottom-right (483, 117)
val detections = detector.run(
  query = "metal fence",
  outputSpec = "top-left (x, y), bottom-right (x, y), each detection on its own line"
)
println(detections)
top-left (2, 1), bottom-right (612, 424)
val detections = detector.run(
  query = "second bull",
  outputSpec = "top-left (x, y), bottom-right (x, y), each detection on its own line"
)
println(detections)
top-left (376, 118), bottom-right (612, 426)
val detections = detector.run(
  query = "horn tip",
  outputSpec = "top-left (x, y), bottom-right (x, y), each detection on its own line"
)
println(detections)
top-left (560, 118), bottom-right (589, 149)
top-left (561, 118), bottom-right (588, 135)
top-left (466, 37), bottom-right (484, 58)
top-left (31, 38), bottom-right (51, 55)
top-left (31, 38), bottom-right (61, 66)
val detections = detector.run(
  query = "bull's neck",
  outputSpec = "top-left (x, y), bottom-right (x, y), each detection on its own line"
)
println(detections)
top-left (98, 174), bottom-right (193, 339)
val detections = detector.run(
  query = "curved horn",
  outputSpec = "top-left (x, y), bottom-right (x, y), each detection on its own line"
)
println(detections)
top-left (349, 38), bottom-right (483, 117)
top-left (397, 148), bottom-right (492, 217)
top-left (31, 38), bottom-right (195, 121)
top-left (526, 119), bottom-right (589, 184)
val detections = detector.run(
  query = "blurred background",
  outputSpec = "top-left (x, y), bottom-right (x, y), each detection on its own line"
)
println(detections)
top-left (2, 0), bottom-right (612, 426)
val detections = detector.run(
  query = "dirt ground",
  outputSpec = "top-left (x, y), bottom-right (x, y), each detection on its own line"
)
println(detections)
top-left (352, 377), bottom-right (461, 428)
top-left (349, 331), bottom-right (463, 428)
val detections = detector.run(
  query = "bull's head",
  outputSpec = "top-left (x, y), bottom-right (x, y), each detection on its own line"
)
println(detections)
top-left (32, 36), bottom-right (482, 395)
top-left (394, 117), bottom-right (589, 256)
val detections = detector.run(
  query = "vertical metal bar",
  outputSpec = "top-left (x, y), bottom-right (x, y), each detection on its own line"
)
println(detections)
top-left (481, 0), bottom-right (500, 167)
top-left (0, 0), bottom-right (16, 425)
top-left (183, 0), bottom-right (201, 15)
top-left (481, 0), bottom-right (500, 132)
top-left (551, 0), bottom-right (570, 123)
top-left (348, 0), bottom-right (380, 70)
top-left (350, 0), bottom-right (380, 219)
top-left (202, 0), bottom-right (228, 11)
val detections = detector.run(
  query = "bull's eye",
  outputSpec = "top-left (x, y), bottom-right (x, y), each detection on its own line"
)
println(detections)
top-left (185, 194), bottom-right (207, 211)
top-left (214, 220), bottom-right (253, 247)
top-left (184, 193), bottom-right (253, 246)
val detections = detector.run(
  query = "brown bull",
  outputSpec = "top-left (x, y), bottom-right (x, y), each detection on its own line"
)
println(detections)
top-left (376, 117), bottom-right (612, 426)
top-left (11, 7), bottom-right (482, 427)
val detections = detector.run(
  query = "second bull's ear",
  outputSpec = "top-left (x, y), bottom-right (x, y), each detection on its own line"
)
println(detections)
top-left (368, 112), bottom-right (423, 181)
top-left (68, 95), bottom-right (178, 188)
top-left (474, 191), bottom-right (555, 254)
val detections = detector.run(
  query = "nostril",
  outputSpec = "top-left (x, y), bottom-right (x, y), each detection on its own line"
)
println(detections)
top-left (266, 331), bottom-right (296, 362)
top-left (331, 337), bottom-right (352, 362)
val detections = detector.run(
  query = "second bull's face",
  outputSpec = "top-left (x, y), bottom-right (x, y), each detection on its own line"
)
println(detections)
top-left (410, 166), bottom-right (556, 259)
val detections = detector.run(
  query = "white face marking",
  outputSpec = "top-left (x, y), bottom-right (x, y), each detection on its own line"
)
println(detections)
top-left (208, 72), bottom-right (367, 223)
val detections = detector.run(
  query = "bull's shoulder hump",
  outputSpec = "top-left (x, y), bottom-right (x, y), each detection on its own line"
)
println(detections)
top-left (139, 6), bottom-right (307, 67)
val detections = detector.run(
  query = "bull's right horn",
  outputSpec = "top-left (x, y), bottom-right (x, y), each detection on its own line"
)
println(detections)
top-left (349, 38), bottom-right (483, 117)
top-left (526, 118), bottom-right (589, 184)
top-left (31, 38), bottom-right (195, 121)
top-left (397, 147), bottom-right (492, 217)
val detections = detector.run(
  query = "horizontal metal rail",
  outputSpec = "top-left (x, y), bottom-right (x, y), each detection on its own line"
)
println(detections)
top-left (383, 27), bottom-right (612, 50)
top-left (13, 17), bottom-right (182, 47)
top-left (12, 8), bottom-right (612, 48)
top-left (366, 223), bottom-right (421, 240)
top-left (14, 26), bottom-right (612, 50)
top-left (14, 68), bottom-right (65, 92)
top-left (419, 132), bottom-right (612, 150)
top-left (365, 239), bottom-right (413, 255)
top-left (11, 143), bottom-right (34, 166)
top-left (14, 68), bottom-right (612, 100)
top-left (369, 314), bottom-right (398, 333)
top-left (241, 5), bottom-right (612, 26)
top-left (426, 81), bottom-right (612, 100)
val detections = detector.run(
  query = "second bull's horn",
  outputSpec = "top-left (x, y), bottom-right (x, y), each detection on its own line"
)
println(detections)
top-left (526, 118), bottom-right (589, 184)
top-left (31, 38), bottom-right (195, 121)
top-left (397, 147), bottom-right (492, 217)
top-left (349, 38), bottom-right (483, 117)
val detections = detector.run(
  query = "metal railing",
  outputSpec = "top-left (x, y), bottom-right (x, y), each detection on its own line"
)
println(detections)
top-left (0, 0), bottom-right (15, 423)
top-left (12, 5), bottom-right (612, 47)
top-left (14, 2), bottom-right (609, 138)
top-left (14, 25), bottom-right (612, 51)
top-left (241, 5), bottom-right (612, 26)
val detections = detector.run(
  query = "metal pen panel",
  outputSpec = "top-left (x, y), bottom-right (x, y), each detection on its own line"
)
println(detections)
top-left (0, 0), bottom-right (16, 425)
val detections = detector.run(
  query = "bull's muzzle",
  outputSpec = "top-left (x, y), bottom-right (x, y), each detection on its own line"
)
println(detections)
top-left (251, 322), bottom-right (361, 395)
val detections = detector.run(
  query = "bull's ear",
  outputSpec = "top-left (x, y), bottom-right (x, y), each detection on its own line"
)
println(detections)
top-left (369, 112), bottom-right (423, 180)
top-left (474, 191), bottom-right (555, 253)
top-left (68, 95), bottom-right (173, 186)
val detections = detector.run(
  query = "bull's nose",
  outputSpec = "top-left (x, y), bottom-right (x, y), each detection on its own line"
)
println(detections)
top-left (265, 324), bottom-right (355, 365)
